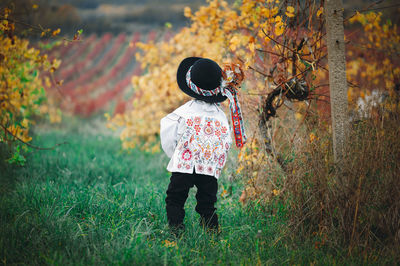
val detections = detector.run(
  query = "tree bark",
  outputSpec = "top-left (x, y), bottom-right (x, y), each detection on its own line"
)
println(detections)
top-left (324, 0), bottom-right (349, 164)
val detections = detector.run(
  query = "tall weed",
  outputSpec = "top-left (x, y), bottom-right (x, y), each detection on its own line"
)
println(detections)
top-left (239, 97), bottom-right (400, 257)
top-left (286, 102), bottom-right (399, 256)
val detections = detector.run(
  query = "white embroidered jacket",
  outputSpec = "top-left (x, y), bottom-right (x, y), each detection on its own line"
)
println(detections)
top-left (160, 100), bottom-right (232, 179)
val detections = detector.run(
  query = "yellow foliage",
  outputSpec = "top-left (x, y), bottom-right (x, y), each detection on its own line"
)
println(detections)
top-left (108, 0), bottom-right (294, 151)
top-left (309, 132), bottom-right (317, 143)
top-left (316, 7), bottom-right (323, 17)
top-left (0, 10), bottom-right (61, 147)
top-left (295, 112), bottom-right (303, 120)
top-left (52, 28), bottom-right (61, 36)
top-left (285, 6), bottom-right (295, 18)
top-left (347, 11), bottom-right (400, 109)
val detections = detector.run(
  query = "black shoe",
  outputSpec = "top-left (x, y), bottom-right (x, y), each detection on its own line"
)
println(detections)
top-left (169, 224), bottom-right (185, 238)
top-left (200, 217), bottom-right (220, 236)
top-left (200, 215), bottom-right (218, 228)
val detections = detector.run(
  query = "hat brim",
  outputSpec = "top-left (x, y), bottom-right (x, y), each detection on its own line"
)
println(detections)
top-left (177, 57), bottom-right (227, 103)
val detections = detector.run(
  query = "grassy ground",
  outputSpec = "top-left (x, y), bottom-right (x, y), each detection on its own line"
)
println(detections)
top-left (0, 122), bottom-right (369, 265)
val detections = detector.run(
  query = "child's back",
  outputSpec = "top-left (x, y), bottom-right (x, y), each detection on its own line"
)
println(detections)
top-left (160, 57), bottom-right (245, 234)
top-left (161, 99), bottom-right (231, 179)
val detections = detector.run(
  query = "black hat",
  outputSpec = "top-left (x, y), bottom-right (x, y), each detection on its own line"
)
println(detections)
top-left (177, 57), bottom-right (227, 103)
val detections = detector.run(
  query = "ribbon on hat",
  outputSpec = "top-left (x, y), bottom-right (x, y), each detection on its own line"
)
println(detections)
top-left (186, 64), bottom-right (247, 148)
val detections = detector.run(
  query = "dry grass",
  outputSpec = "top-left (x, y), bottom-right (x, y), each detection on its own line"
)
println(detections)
top-left (284, 103), bottom-right (400, 256)
top-left (239, 98), bottom-right (400, 258)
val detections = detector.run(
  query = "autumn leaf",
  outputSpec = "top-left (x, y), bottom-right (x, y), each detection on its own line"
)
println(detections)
top-left (309, 133), bottom-right (317, 142)
top-left (285, 6), bottom-right (295, 17)
top-left (229, 35), bottom-right (240, 51)
top-left (73, 29), bottom-right (83, 40)
top-left (184, 6), bottom-right (191, 18)
top-left (162, 239), bottom-right (176, 248)
top-left (221, 189), bottom-right (228, 197)
top-left (52, 28), bottom-right (61, 36)
top-left (274, 22), bottom-right (285, 36)
top-left (316, 7), bottom-right (323, 17)
top-left (248, 42), bottom-right (255, 53)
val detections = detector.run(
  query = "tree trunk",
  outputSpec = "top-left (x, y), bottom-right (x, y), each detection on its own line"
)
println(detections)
top-left (324, 0), bottom-right (349, 164)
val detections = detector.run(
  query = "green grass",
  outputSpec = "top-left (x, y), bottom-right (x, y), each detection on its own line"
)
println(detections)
top-left (0, 123), bottom-right (373, 265)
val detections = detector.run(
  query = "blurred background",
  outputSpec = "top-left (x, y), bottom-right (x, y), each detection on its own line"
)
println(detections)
top-left (2, 0), bottom-right (209, 35)
top-left (1, 0), bottom-right (398, 36)
top-left (1, 0), bottom-right (398, 118)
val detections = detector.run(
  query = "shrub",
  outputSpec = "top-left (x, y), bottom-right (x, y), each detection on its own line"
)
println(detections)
top-left (0, 7), bottom-right (61, 164)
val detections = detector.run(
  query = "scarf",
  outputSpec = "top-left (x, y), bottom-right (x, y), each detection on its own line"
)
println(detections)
top-left (186, 65), bottom-right (247, 148)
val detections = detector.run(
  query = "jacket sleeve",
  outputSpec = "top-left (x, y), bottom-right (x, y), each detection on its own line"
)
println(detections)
top-left (160, 113), bottom-right (184, 158)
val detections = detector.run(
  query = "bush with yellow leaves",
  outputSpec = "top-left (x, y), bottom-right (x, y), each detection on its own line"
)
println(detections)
top-left (1, 7), bottom-right (61, 164)
top-left (106, 0), bottom-right (323, 152)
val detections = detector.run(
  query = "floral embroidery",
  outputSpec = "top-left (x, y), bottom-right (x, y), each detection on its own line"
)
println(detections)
top-left (221, 126), bottom-right (227, 134)
top-left (204, 150), bottom-right (212, 160)
top-left (182, 149), bottom-right (192, 161)
top-left (203, 125), bottom-right (214, 136)
top-left (207, 166), bottom-right (213, 173)
top-left (213, 153), bottom-right (218, 162)
top-left (174, 116), bottom-right (230, 178)
top-left (218, 154), bottom-right (225, 167)
top-left (197, 164), bottom-right (204, 172)
top-left (194, 125), bottom-right (201, 134)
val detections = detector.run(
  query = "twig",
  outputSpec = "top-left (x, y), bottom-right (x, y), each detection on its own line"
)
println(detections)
top-left (236, 57), bottom-right (271, 77)
top-left (262, 29), bottom-right (300, 56)
top-left (290, 99), bottom-right (312, 143)
top-left (349, 174), bottom-right (365, 254)
top-left (256, 48), bottom-right (286, 58)
top-left (310, 92), bottom-right (330, 98)
top-left (0, 16), bottom-right (81, 43)
top-left (274, 66), bottom-right (313, 92)
top-left (0, 123), bottom-right (68, 150)
top-left (344, 0), bottom-right (384, 22)
top-left (357, 3), bottom-right (400, 12)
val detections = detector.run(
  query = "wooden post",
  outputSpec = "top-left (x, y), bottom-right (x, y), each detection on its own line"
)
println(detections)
top-left (324, 0), bottom-right (349, 164)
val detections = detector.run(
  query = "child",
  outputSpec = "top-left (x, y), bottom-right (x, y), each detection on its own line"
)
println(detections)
top-left (160, 57), bottom-right (246, 234)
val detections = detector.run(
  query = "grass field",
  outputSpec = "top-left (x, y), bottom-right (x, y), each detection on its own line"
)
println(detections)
top-left (0, 122), bottom-right (376, 265)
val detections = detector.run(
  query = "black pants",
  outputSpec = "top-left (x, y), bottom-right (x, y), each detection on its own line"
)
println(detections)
top-left (165, 171), bottom-right (218, 230)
